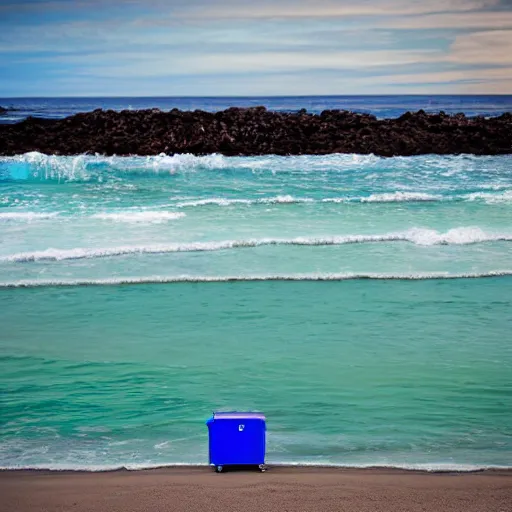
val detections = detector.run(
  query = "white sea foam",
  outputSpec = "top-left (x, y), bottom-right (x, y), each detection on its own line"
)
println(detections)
top-left (359, 192), bottom-right (443, 203)
top-left (0, 212), bottom-right (59, 221)
top-left (266, 195), bottom-right (314, 204)
top-left (1, 271), bottom-right (511, 288)
top-left (178, 194), bottom-right (439, 208)
top-left (0, 463), bottom-right (204, 472)
top-left (401, 226), bottom-right (509, 245)
top-left (91, 211), bottom-right (185, 223)
top-left (0, 152), bottom-right (229, 182)
top-left (177, 198), bottom-right (252, 207)
top-left (268, 462), bottom-right (512, 472)
top-left (148, 152), bottom-right (228, 171)
top-left (0, 462), bottom-right (509, 472)
top-left (12, 152), bottom-right (89, 181)
top-left (2, 152), bottom-right (229, 181)
top-left (464, 190), bottom-right (512, 204)
top-left (320, 192), bottom-right (442, 204)
top-left (2, 151), bottom-right (384, 177)
top-left (177, 196), bottom-right (314, 207)
top-left (2, 228), bottom-right (511, 263)
top-left (176, 191), bottom-right (512, 207)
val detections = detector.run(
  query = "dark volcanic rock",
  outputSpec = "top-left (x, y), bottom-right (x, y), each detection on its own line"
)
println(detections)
top-left (0, 106), bottom-right (8, 115)
top-left (0, 107), bottom-right (511, 156)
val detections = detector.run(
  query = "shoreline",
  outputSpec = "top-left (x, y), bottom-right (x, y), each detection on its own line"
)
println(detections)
top-left (1, 107), bottom-right (511, 157)
top-left (2, 466), bottom-right (511, 512)
top-left (2, 465), bottom-right (512, 475)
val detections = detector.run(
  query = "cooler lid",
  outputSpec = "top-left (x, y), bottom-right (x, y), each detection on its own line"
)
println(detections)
top-left (213, 411), bottom-right (265, 420)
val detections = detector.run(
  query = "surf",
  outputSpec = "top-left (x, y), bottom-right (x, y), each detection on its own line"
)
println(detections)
top-left (2, 227), bottom-right (511, 263)
top-left (2, 270), bottom-right (511, 288)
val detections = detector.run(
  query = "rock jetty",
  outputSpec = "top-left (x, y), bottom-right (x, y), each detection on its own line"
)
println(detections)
top-left (0, 107), bottom-right (510, 156)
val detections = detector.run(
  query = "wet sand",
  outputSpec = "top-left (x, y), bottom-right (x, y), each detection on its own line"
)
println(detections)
top-left (1, 466), bottom-right (511, 512)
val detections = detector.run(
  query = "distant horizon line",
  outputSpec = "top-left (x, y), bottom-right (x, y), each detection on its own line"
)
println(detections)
top-left (2, 93), bottom-right (512, 100)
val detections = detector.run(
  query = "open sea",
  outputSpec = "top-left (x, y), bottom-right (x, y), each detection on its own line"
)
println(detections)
top-left (1, 96), bottom-right (511, 471)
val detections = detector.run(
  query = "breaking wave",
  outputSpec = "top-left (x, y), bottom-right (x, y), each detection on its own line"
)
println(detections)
top-left (2, 227), bottom-right (511, 262)
top-left (0, 210), bottom-right (186, 223)
top-left (0, 462), bottom-right (510, 472)
top-left (177, 195), bottom-right (314, 207)
top-left (91, 211), bottom-right (185, 223)
top-left (1, 151), bottom-right (510, 182)
top-left (0, 152), bottom-right (229, 181)
top-left (465, 190), bottom-right (512, 204)
top-left (177, 193), bottom-right (443, 207)
top-left (359, 192), bottom-right (442, 203)
top-left (1, 271), bottom-right (511, 288)
top-left (0, 212), bottom-right (59, 221)
top-left (176, 191), bottom-right (512, 207)
top-left (0, 152), bottom-right (398, 182)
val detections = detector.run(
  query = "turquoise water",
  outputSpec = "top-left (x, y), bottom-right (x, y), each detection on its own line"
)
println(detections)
top-left (1, 151), bottom-right (512, 470)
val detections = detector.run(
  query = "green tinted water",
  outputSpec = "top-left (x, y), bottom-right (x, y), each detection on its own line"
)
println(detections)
top-left (1, 152), bottom-right (512, 469)
top-left (1, 278), bottom-right (511, 469)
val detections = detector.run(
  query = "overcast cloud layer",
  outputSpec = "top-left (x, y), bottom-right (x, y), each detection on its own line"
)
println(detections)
top-left (0, 0), bottom-right (511, 96)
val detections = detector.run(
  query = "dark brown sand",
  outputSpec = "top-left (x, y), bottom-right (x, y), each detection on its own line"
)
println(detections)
top-left (1, 467), bottom-right (511, 512)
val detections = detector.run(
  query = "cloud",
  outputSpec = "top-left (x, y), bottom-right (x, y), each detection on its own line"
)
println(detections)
top-left (1, 0), bottom-right (498, 15)
top-left (33, 47), bottom-right (438, 82)
top-left (5, 0), bottom-right (504, 27)
top-left (448, 30), bottom-right (512, 65)
top-left (176, 0), bottom-right (499, 19)
top-left (374, 10), bottom-right (512, 29)
top-left (5, 62), bottom-right (510, 96)
top-left (370, 66), bottom-right (512, 84)
top-left (365, 66), bottom-right (512, 93)
top-left (0, 0), bottom-right (511, 95)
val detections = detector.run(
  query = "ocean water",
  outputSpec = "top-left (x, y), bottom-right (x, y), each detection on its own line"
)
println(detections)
top-left (1, 97), bottom-right (512, 471)
top-left (1, 94), bottom-right (512, 123)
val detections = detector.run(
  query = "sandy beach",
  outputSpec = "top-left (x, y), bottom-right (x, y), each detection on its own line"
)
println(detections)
top-left (1, 467), bottom-right (511, 512)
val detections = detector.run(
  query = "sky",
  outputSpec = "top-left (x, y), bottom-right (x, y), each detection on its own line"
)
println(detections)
top-left (0, 0), bottom-right (511, 96)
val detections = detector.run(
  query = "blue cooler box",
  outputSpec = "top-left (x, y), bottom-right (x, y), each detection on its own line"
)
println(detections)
top-left (206, 412), bottom-right (266, 472)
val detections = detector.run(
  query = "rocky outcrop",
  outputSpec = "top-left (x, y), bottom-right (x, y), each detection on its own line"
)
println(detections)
top-left (0, 106), bottom-right (8, 116)
top-left (0, 107), bottom-right (510, 156)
